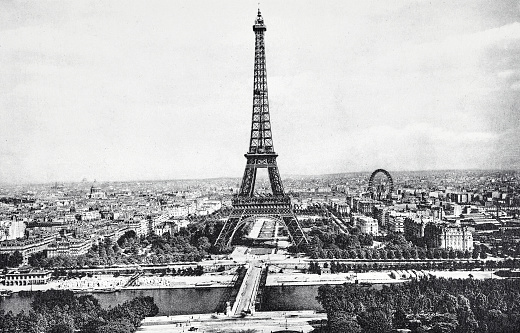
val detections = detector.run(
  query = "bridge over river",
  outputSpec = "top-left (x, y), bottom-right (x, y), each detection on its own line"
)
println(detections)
top-left (231, 261), bottom-right (264, 315)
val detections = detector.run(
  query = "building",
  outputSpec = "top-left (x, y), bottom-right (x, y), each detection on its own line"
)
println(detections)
top-left (126, 218), bottom-right (149, 237)
top-left (404, 216), bottom-right (429, 240)
top-left (0, 235), bottom-right (55, 262)
top-left (165, 203), bottom-right (196, 218)
top-left (373, 205), bottom-right (389, 226)
top-left (352, 197), bottom-right (376, 215)
top-left (46, 237), bottom-right (93, 257)
top-left (330, 201), bottom-right (350, 215)
top-left (3, 269), bottom-right (52, 286)
top-left (81, 211), bottom-right (101, 221)
top-left (355, 216), bottom-right (378, 235)
top-left (90, 186), bottom-right (107, 199)
top-left (153, 223), bottom-right (171, 237)
top-left (169, 219), bottom-right (190, 233)
top-left (196, 199), bottom-right (222, 216)
top-left (447, 192), bottom-right (472, 204)
top-left (0, 217), bottom-right (26, 241)
top-left (424, 223), bottom-right (473, 251)
top-left (387, 212), bottom-right (408, 233)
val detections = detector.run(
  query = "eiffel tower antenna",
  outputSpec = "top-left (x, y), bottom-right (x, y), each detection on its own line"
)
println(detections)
top-left (214, 10), bottom-right (308, 251)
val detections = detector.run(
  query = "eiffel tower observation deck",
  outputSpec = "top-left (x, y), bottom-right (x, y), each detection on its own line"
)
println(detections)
top-left (214, 10), bottom-right (308, 252)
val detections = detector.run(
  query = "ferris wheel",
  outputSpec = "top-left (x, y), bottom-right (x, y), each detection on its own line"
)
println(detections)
top-left (368, 169), bottom-right (394, 200)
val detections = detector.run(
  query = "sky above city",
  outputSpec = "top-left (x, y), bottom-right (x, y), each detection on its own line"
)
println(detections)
top-left (1, 0), bottom-right (520, 183)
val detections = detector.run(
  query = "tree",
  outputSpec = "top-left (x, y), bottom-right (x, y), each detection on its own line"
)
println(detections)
top-left (95, 320), bottom-right (134, 333)
top-left (357, 249), bottom-right (366, 260)
top-left (112, 242), bottom-right (122, 254)
top-left (335, 319), bottom-right (362, 333)
top-left (439, 294), bottom-right (459, 314)
top-left (464, 250), bottom-right (472, 259)
top-left (387, 250), bottom-right (395, 260)
top-left (98, 246), bottom-right (107, 258)
top-left (48, 323), bottom-right (74, 333)
top-left (449, 249), bottom-right (456, 259)
top-left (393, 308), bottom-right (407, 329)
top-left (457, 295), bottom-right (478, 333)
top-left (28, 252), bottom-right (46, 267)
top-left (402, 248), bottom-right (411, 260)
top-left (357, 309), bottom-right (392, 333)
top-left (196, 236), bottom-right (211, 252)
top-left (359, 234), bottom-right (374, 247)
top-left (456, 250), bottom-right (465, 259)
top-left (7, 251), bottom-right (23, 267)
top-left (32, 290), bottom-right (76, 313)
top-left (472, 248), bottom-right (480, 259)
top-left (417, 248), bottom-right (426, 259)
top-left (106, 243), bottom-right (115, 258)
top-left (379, 249), bottom-right (388, 260)
top-left (431, 321), bottom-right (457, 333)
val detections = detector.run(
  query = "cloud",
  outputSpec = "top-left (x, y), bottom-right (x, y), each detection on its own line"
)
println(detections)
top-left (374, 22), bottom-right (520, 75)
top-left (1, 1), bottom-right (519, 182)
top-left (510, 81), bottom-right (520, 90)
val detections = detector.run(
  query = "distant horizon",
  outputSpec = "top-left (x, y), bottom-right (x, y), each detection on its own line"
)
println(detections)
top-left (1, 167), bottom-right (517, 186)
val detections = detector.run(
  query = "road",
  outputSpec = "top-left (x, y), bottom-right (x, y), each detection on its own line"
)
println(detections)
top-left (324, 206), bottom-right (350, 234)
top-left (139, 310), bottom-right (326, 333)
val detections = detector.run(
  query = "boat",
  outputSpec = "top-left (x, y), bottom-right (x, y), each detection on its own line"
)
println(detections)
top-left (96, 287), bottom-right (119, 293)
top-left (72, 288), bottom-right (94, 294)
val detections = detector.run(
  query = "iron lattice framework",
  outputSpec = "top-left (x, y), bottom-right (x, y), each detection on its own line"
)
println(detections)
top-left (215, 10), bottom-right (308, 250)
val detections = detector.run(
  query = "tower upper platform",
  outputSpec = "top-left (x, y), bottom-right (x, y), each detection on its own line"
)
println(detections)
top-left (253, 9), bottom-right (266, 31)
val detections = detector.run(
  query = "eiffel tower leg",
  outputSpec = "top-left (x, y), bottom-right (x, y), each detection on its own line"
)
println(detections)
top-left (239, 165), bottom-right (257, 197)
top-left (282, 215), bottom-right (308, 250)
top-left (267, 165), bottom-right (284, 196)
top-left (215, 215), bottom-right (242, 250)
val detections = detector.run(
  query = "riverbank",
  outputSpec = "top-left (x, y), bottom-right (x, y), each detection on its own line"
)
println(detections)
top-left (0, 269), bottom-right (502, 293)
top-left (266, 269), bottom-right (502, 286)
top-left (0, 273), bottom-right (236, 293)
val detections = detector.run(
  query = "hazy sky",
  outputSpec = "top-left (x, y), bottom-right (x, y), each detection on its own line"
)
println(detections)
top-left (1, 0), bottom-right (520, 183)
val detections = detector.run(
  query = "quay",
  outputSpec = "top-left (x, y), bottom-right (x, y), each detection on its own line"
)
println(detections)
top-left (139, 310), bottom-right (326, 333)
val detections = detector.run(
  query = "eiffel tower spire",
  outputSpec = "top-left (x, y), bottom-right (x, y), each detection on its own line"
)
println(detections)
top-left (239, 8), bottom-right (285, 198)
top-left (249, 8), bottom-right (272, 154)
top-left (214, 10), bottom-right (308, 251)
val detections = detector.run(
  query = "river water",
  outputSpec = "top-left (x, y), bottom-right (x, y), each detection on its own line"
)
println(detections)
top-left (0, 285), bottom-right (323, 316)
top-left (261, 285), bottom-right (322, 311)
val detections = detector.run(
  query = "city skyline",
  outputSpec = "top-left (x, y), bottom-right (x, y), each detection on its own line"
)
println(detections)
top-left (2, 0), bottom-right (520, 183)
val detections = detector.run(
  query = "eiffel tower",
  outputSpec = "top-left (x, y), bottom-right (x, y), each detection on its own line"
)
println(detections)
top-left (214, 10), bottom-right (308, 251)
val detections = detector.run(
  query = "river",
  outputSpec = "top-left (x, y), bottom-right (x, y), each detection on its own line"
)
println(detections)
top-left (0, 288), bottom-right (232, 316)
top-left (0, 284), bottom-right (393, 315)
top-left (261, 285), bottom-right (322, 311)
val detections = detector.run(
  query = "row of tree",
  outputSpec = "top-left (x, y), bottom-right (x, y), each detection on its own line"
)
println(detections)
top-left (0, 290), bottom-right (158, 333)
top-left (308, 242), bottom-right (487, 260)
top-left (308, 258), bottom-right (520, 274)
top-left (317, 277), bottom-right (520, 333)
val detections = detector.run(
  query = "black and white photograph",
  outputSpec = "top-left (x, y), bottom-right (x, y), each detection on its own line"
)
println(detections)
top-left (1, 1), bottom-right (520, 332)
